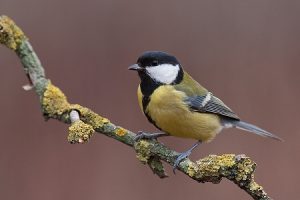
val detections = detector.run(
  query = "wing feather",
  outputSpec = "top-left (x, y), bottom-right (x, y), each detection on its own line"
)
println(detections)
top-left (185, 93), bottom-right (240, 120)
top-left (173, 72), bottom-right (239, 120)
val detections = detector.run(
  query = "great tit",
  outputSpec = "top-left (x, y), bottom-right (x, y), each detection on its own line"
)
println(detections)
top-left (129, 51), bottom-right (282, 172)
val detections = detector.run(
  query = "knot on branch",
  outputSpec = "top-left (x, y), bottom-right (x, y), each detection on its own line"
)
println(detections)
top-left (70, 104), bottom-right (110, 129)
top-left (42, 83), bottom-right (110, 126)
top-left (134, 140), bottom-right (153, 163)
top-left (67, 110), bottom-right (95, 143)
top-left (0, 16), bottom-right (26, 50)
top-left (68, 120), bottom-right (95, 144)
top-left (42, 82), bottom-right (111, 143)
top-left (134, 140), bottom-right (168, 178)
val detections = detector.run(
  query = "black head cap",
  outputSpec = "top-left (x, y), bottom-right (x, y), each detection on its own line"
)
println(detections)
top-left (137, 51), bottom-right (180, 68)
top-left (129, 51), bottom-right (184, 102)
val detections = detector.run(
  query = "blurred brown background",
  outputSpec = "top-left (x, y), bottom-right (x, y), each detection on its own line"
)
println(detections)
top-left (0, 0), bottom-right (299, 199)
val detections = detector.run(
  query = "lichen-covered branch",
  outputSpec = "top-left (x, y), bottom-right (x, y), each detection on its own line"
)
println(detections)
top-left (0, 15), bottom-right (272, 200)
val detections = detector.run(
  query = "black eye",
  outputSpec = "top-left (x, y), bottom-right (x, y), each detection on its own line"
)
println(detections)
top-left (152, 60), bottom-right (159, 66)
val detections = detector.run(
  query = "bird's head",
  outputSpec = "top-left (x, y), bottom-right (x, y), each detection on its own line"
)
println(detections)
top-left (129, 51), bottom-right (183, 85)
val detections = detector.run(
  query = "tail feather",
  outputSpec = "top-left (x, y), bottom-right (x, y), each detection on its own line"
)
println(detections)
top-left (230, 120), bottom-right (283, 141)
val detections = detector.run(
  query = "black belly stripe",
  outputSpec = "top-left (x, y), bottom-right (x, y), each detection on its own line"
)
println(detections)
top-left (142, 96), bottom-right (150, 112)
top-left (145, 112), bottom-right (162, 130)
top-left (137, 67), bottom-right (184, 131)
top-left (141, 94), bottom-right (160, 130)
top-left (139, 73), bottom-right (160, 111)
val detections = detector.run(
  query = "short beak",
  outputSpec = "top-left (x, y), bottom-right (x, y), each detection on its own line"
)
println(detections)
top-left (128, 64), bottom-right (142, 71)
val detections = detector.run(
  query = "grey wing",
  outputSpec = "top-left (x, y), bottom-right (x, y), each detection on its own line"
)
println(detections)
top-left (185, 92), bottom-right (240, 120)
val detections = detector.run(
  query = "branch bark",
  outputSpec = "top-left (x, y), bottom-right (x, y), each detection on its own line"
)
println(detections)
top-left (0, 15), bottom-right (272, 200)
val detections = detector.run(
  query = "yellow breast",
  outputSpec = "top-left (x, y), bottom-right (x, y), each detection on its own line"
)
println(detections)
top-left (139, 85), bottom-right (222, 142)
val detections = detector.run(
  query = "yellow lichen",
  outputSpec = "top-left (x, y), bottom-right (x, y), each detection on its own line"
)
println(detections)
top-left (249, 180), bottom-right (263, 192)
top-left (0, 15), bottom-right (26, 50)
top-left (42, 83), bottom-right (110, 129)
top-left (187, 161), bottom-right (199, 177)
top-left (116, 127), bottom-right (127, 137)
top-left (134, 140), bottom-right (152, 164)
top-left (42, 83), bottom-right (70, 118)
top-left (235, 157), bottom-right (255, 181)
top-left (68, 120), bottom-right (95, 143)
top-left (195, 154), bottom-right (235, 178)
top-left (70, 104), bottom-right (110, 129)
top-left (218, 154), bottom-right (236, 167)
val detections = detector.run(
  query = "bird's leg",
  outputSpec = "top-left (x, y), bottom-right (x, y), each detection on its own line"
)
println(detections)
top-left (173, 141), bottom-right (202, 174)
top-left (134, 131), bottom-right (168, 141)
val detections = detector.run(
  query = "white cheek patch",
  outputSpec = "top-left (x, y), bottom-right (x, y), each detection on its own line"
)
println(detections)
top-left (146, 64), bottom-right (180, 84)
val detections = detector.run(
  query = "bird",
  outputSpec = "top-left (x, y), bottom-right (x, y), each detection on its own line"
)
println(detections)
top-left (128, 51), bottom-right (282, 173)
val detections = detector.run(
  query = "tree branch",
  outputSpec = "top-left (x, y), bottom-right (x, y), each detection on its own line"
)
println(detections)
top-left (0, 15), bottom-right (272, 200)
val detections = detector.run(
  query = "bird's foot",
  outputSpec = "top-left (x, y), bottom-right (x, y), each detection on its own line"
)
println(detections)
top-left (134, 131), bottom-right (168, 141)
top-left (173, 150), bottom-right (193, 174)
top-left (172, 141), bottom-right (201, 174)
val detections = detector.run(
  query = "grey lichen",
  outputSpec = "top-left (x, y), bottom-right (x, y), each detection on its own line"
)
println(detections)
top-left (148, 156), bottom-right (168, 178)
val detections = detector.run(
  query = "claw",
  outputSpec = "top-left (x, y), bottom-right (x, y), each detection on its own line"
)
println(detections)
top-left (173, 150), bottom-right (193, 174)
top-left (172, 141), bottom-right (201, 174)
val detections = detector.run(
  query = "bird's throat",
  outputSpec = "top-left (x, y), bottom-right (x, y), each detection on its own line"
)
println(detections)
top-left (139, 76), bottom-right (161, 111)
